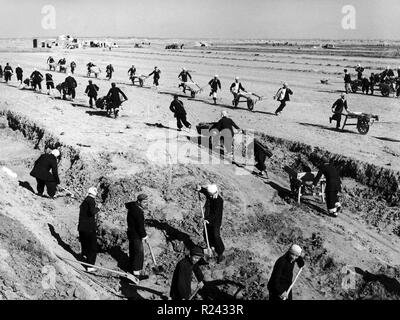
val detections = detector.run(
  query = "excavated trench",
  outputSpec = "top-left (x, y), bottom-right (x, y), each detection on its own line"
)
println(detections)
top-left (2, 109), bottom-right (400, 300)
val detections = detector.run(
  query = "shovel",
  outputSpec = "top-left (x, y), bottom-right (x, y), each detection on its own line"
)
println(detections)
top-left (198, 193), bottom-right (213, 258)
top-left (282, 267), bottom-right (303, 300)
top-left (145, 239), bottom-right (165, 273)
top-left (189, 284), bottom-right (202, 300)
top-left (57, 254), bottom-right (139, 285)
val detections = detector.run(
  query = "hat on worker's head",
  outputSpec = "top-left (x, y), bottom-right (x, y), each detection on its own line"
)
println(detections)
top-left (221, 110), bottom-right (228, 118)
top-left (283, 82), bottom-right (288, 87)
top-left (182, 67), bottom-right (186, 71)
top-left (137, 193), bottom-right (148, 201)
top-left (111, 82), bottom-right (116, 87)
top-left (34, 67), bottom-right (37, 71)
top-left (214, 75), bottom-right (218, 78)
top-left (51, 149), bottom-right (60, 158)
top-left (190, 246), bottom-right (204, 257)
top-left (341, 93), bottom-right (346, 98)
top-left (87, 187), bottom-right (98, 197)
top-left (67, 72), bottom-right (71, 76)
top-left (386, 66), bottom-right (390, 70)
top-left (206, 184), bottom-right (218, 195)
top-left (289, 244), bottom-right (302, 256)
top-left (235, 76), bottom-right (239, 80)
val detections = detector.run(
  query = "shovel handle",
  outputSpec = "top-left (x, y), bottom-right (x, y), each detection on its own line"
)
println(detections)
top-left (146, 240), bottom-right (157, 265)
top-left (198, 193), bottom-right (212, 252)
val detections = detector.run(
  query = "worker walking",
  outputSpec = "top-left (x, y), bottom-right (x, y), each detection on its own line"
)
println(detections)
top-left (64, 73), bottom-right (77, 99)
top-left (361, 77), bottom-right (370, 94)
top-left (344, 69), bottom-right (352, 94)
top-left (125, 194), bottom-right (150, 280)
top-left (15, 65), bottom-right (23, 85)
top-left (4, 63), bottom-right (13, 83)
top-left (369, 73), bottom-right (376, 95)
top-left (148, 66), bottom-right (161, 87)
top-left (45, 73), bottom-right (55, 95)
top-left (85, 80), bottom-right (99, 107)
top-left (178, 67), bottom-right (193, 93)
top-left (313, 156), bottom-right (342, 217)
top-left (230, 76), bottom-right (246, 106)
top-left (106, 64), bottom-right (114, 80)
top-left (29, 149), bottom-right (60, 198)
top-left (106, 82), bottom-right (128, 116)
top-left (355, 64), bottom-right (364, 80)
top-left (208, 75), bottom-right (221, 104)
top-left (78, 187), bottom-right (102, 272)
top-left (273, 82), bottom-right (293, 116)
top-left (196, 184), bottom-right (225, 263)
top-left (70, 61), bottom-right (76, 74)
top-left (128, 65), bottom-right (137, 84)
top-left (170, 246), bottom-right (205, 300)
top-left (30, 68), bottom-right (44, 91)
top-left (329, 93), bottom-right (348, 130)
top-left (210, 111), bottom-right (241, 157)
top-left (267, 244), bottom-right (305, 301)
top-left (169, 94), bottom-right (191, 131)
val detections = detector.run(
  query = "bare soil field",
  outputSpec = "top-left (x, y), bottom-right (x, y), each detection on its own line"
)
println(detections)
top-left (0, 40), bottom-right (399, 300)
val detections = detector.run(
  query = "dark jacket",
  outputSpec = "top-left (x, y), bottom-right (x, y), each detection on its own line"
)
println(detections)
top-left (126, 201), bottom-right (147, 240)
top-left (106, 65), bottom-right (114, 73)
top-left (199, 187), bottom-right (223, 228)
top-left (344, 73), bottom-right (351, 83)
top-left (78, 196), bottom-right (99, 232)
top-left (332, 98), bottom-right (348, 114)
top-left (267, 253), bottom-right (305, 296)
top-left (169, 99), bottom-right (186, 116)
top-left (128, 67), bottom-right (136, 76)
top-left (45, 73), bottom-right (54, 83)
top-left (65, 76), bottom-right (77, 89)
top-left (4, 65), bottom-right (13, 74)
top-left (210, 117), bottom-right (240, 137)
top-left (313, 163), bottom-right (341, 192)
top-left (16, 67), bottom-right (23, 77)
top-left (85, 83), bottom-right (99, 97)
top-left (107, 87), bottom-right (127, 104)
top-left (30, 153), bottom-right (60, 183)
top-left (148, 69), bottom-right (161, 79)
top-left (30, 70), bottom-right (43, 82)
top-left (178, 70), bottom-right (192, 82)
top-left (275, 87), bottom-right (293, 102)
top-left (230, 82), bottom-right (245, 93)
top-left (209, 78), bottom-right (221, 91)
top-left (170, 256), bottom-right (204, 300)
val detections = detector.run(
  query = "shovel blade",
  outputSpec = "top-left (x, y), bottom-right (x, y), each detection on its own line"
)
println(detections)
top-left (127, 274), bottom-right (139, 285)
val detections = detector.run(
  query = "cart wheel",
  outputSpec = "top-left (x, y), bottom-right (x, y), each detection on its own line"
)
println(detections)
top-left (357, 118), bottom-right (370, 134)
top-left (380, 84), bottom-right (390, 97)
top-left (247, 99), bottom-right (255, 111)
top-left (139, 79), bottom-right (143, 87)
top-left (191, 91), bottom-right (196, 98)
top-left (351, 82), bottom-right (358, 93)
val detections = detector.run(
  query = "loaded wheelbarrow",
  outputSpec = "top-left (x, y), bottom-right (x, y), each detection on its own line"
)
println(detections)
top-left (283, 166), bottom-right (326, 204)
top-left (130, 74), bottom-right (148, 87)
top-left (231, 91), bottom-right (264, 111)
top-left (179, 81), bottom-right (203, 98)
top-left (339, 111), bottom-right (379, 135)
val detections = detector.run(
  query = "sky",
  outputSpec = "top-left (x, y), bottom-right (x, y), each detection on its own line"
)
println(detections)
top-left (0, 0), bottom-right (398, 40)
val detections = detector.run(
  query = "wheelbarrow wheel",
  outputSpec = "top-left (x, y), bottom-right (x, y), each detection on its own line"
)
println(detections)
top-left (191, 91), bottom-right (196, 98)
top-left (351, 82), bottom-right (358, 93)
top-left (139, 79), bottom-right (143, 87)
top-left (380, 83), bottom-right (390, 97)
top-left (357, 118), bottom-right (370, 134)
top-left (247, 99), bottom-right (255, 111)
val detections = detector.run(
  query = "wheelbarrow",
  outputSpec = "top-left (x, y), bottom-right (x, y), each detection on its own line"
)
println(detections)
top-left (231, 91), bottom-right (264, 111)
top-left (283, 166), bottom-right (326, 204)
top-left (130, 74), bottom-right (148, 87)
top-left (339, 111), bottom-right (379, 135)
top-left (179, 81), bottom-right (202, 98)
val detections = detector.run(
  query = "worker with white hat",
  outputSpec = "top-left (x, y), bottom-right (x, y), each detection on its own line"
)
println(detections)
top-left (229, 76), bottom-right (246, 107)
top-left (29, 148), bottom-right (61, 198)
top-left (267, 244), bottom-right (305, 300)
top-left (273, 81), bottom-right (293, 116)
top-left (178, 67), bottom-right (193, 94)
top-left (208, 74), bottom-right (221, 104)
top-left (196, 184), bottom-right (225, 263)
top-left (78, 186), bottom-right (102, 272)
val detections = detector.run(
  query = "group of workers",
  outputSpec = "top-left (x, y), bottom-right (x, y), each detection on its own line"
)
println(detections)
top-left (344, 64), bottom-right (400, 97)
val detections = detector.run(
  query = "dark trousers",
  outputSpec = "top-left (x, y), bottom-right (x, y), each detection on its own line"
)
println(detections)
top-left (326, 190), bottom-right (339, 210)
top-left (370, 84), bottom-right (374, 95)
top-left (33, 81), bottom-right (42, 90)
top-left (362, 84), bottom-right (369, 94)
top-left (268, 290), bottom-right (293, 301)
top-left (275, 100), bottom-right (287, 114)
top-left (36, 178), bottom-right (57, 197)
top-left (71, 67), bottom-right (75, 74)
top-left (17, 74), bottom-right (23, 82)
top-left (176, 114), bottom-right (191, 129)
top-left (79, 231), bottom-right (98, 265)
top-left (153, 78), bottom-right (159, 86)
top-left (65, 87), bottom-right (75, 99)
top-left (205, 225), bottom-right (225, 255)
top-left (4, 72), bottom-right (11, 82)
top-left (89, 95), bottom-right (97, 107)
top-left (46, 82), bottom-right (54, 90)
top-left (332, 113), bottom-right (342, 129)
top-left (129, 238), bottom-right (144, 272)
